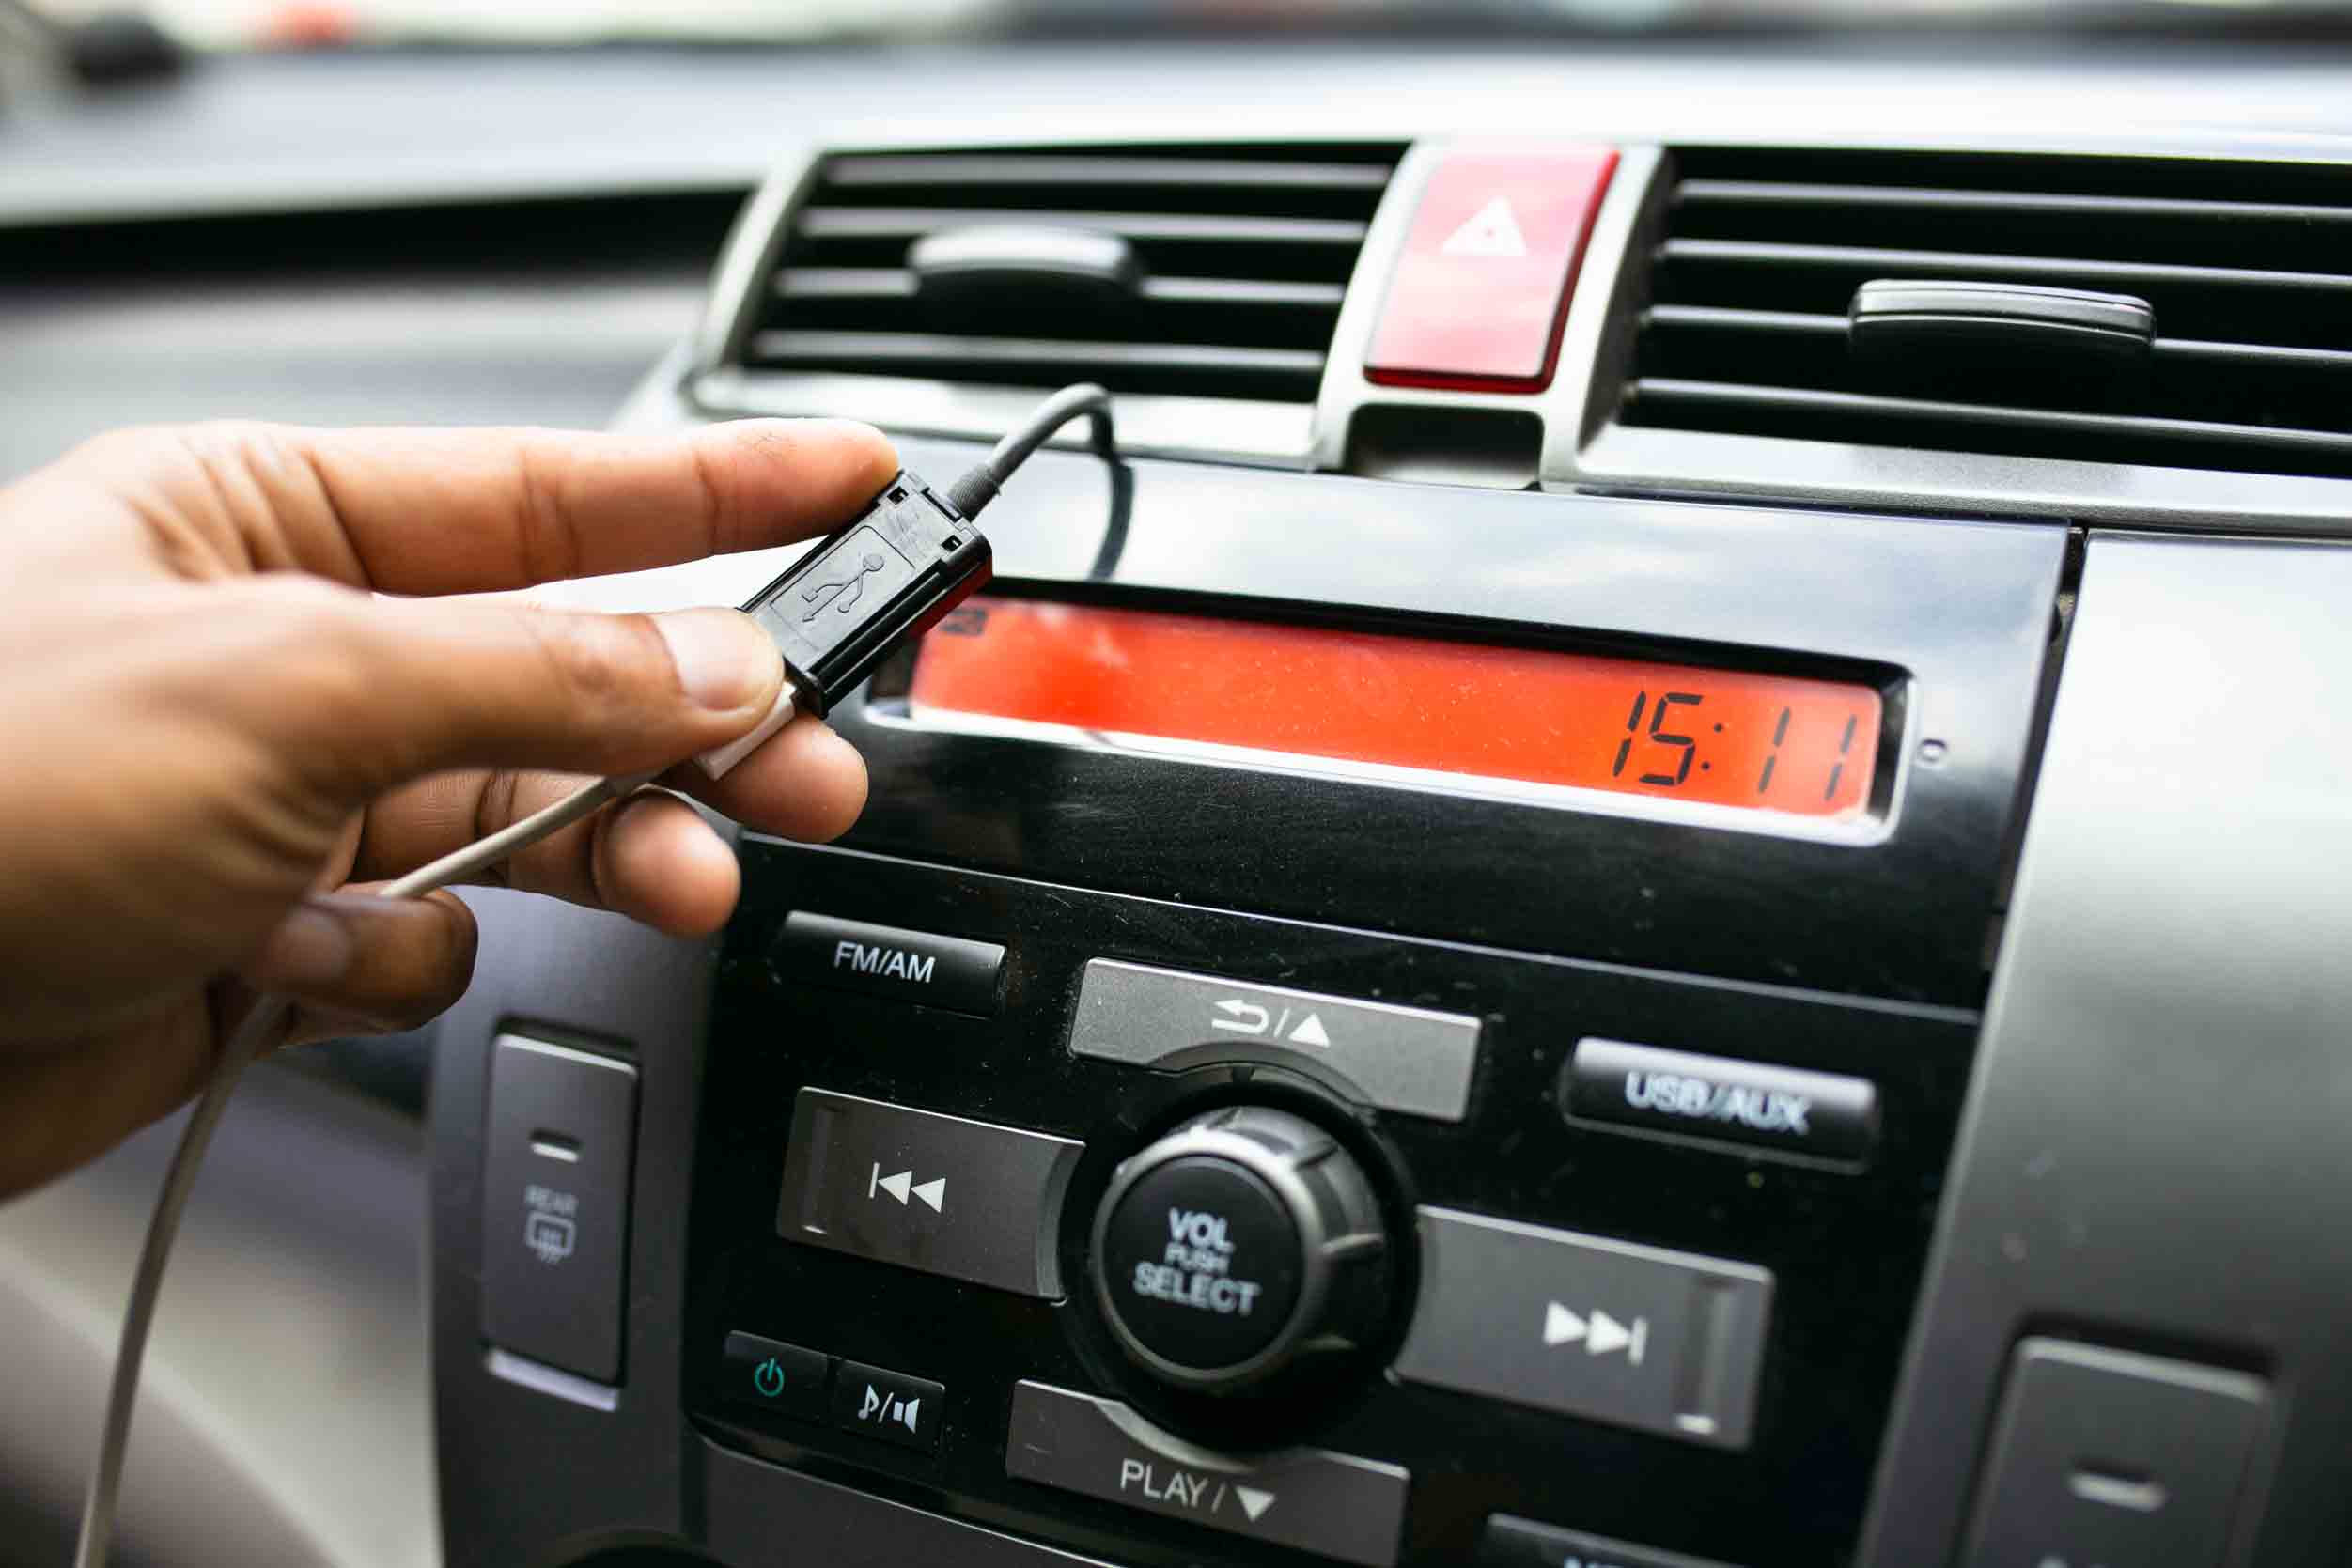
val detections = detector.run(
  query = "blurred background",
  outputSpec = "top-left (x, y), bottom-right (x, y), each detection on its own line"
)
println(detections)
top-left (29, 0), bottom-right (2319, 52)
top-left (2, 3), bottom-right (2347, 1566)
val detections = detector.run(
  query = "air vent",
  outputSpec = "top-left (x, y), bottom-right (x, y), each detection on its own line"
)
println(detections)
top-left (1617, 148), bottom-right (2352, 480)
top-left (739, 144), bottom-right (1401, 406)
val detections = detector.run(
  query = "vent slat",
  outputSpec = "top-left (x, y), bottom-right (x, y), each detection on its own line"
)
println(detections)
top-left (1659, 239), bottom-right (2352, 299)
top-left (2155, 337), bottom-right (2352, 372)
top-left (1644, 306), bottom-right (2352, 372)
top-left (749, 330), bottom-right (1327, 398)
top-left (1623, 149), bottom-right (2352, 480)
top-left (827, 155), bottom-right (1393, 192)
top-left (753, 333), bottom-right (1325, 374)
top-left (775, 269), bottom-right (1346, 309)
top-left (1631, 379), bottom-right (2352, 456)
top-left (738, 143), bottom-right (1398, 406)
top-left (1677, 179), bottom-right (2352, 229)
top-left (777, 268), bottom-right (915, 300)
top-left (1626, 378), bottom-right (2352, 477)
top-left (798, 208), bottom-right (1369, 247)
top-left (1643, 304), bottom-right (1848, 338)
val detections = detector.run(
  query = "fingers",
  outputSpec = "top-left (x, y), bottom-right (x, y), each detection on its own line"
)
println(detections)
top-left (77, 417), bottom-right (900, 596)
top-left (240, 888), bottom-right (478, 1032)
top-left (593, 793), bottom-right (742, 935)
top-left (350, 713), bottom-right (864, 928)
top-left (227, 581), bottom-right (801, 797)
top-left (669, 712), bottom-right (870, 844)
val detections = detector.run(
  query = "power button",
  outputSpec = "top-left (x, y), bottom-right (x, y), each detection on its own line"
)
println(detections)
top-left (719, 1331), bottom-right (830, 1422)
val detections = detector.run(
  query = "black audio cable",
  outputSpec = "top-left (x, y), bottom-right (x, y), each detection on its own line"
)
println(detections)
top-left (73, 383), bottom-right (1118, 1568)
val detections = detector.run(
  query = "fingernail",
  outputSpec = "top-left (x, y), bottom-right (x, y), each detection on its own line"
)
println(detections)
top-left (247, 899), bottom-right (355, 990)
top-left (654, 608), bottom-right (780, 711)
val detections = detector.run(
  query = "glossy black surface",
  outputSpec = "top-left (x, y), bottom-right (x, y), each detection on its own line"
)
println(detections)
top-left (775, 910), bottom-right (1007, 1017)
top-left (849, 438), bottom-right (2065, 1009)
top-left (1098, 1156), bottom-right (1301, 1370)
top-left (687, 843), bottom-right (1979, 1568)
top-left (749, 469), bottom-right (990, 717)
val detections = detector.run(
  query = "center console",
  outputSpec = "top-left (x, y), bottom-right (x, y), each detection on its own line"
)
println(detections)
top-left (398, 97), bottom-right (2352, 1568)
top-left (428, 431), bottom-right (2064, 1568)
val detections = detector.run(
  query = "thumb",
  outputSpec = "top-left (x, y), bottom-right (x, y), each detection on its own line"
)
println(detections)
top-left (252, 586), bottom-right (788, 799)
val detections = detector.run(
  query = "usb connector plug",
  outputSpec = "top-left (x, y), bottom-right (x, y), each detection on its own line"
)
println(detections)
top-left (695, 471), bottom-right (989, 777)
top-left (693, 382), bottom-right (1112, 779)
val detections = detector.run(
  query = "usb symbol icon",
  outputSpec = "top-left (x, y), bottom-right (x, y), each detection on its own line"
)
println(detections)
top-left (802, 551), bottom-right (887, 621)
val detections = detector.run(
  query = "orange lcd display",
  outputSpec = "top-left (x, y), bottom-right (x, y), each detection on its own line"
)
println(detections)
top-left (908, 598), bottom-right (1883, 819)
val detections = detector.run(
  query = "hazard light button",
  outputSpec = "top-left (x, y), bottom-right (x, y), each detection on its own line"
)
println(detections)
top-left (1364, 146), bottom-right (1619, 393)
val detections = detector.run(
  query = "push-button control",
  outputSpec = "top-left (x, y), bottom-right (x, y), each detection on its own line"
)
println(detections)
top-left (718, 1331), bottom-right (829, 1422)
top-left (833, 1359), bottom-right (945, 1453)
top-left (1964, 1339), bottom-right (2267, 1568)
top-left (774, 911), bottom-right (1005, 1017)
top-left (775, 1088), bottom-right (1084, 1298)
top-left (1364, 145), bottom-right (1620, 392)
top-left (1394, 1207), bottom-right (1773, 1450)
top-left (1007, 1380), bottom-right (1410, 1568)
top-left (1091, 1106), bottom-right (1387, 1393)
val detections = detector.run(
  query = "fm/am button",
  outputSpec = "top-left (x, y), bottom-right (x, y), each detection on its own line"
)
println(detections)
top-left (774, 911), bottom-right (1005, 1017)
top-left (1069, 959), bottom-right (1481, 1122)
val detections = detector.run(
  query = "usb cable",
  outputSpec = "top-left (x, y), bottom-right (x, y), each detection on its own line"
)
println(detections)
top-left (73, 383), bottom-right (1116, 1568)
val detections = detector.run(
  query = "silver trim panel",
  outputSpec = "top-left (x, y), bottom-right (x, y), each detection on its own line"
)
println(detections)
top-left (1860, 534), bottom-right (2352, 1565)
top-left (483, 1347), bottom-right (621, 1413)
top-left (691, 367), bottom-right (1315, 468)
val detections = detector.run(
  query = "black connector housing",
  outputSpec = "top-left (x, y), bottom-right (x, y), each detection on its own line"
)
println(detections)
top-left (740, 471), bottom-right (991, 717)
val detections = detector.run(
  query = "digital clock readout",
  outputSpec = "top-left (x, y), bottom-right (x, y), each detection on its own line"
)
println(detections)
top-left (908, 598), bottom-right (1882, 819)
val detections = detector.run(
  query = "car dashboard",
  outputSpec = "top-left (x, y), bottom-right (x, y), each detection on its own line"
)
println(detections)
top-left (4, 33), bottom-right (2352, 1568)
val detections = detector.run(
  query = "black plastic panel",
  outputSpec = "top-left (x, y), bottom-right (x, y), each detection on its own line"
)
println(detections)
top-left (686, 843), bottom-right (1979, 1568)
top-left (845, 438), bottom-right (2065, 1009)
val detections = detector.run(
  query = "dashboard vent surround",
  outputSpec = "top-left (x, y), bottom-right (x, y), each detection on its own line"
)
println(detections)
top-left (1617, 148), bottom-right (2352, 480)
top-left (740, 144), bottom-right (1402, 406)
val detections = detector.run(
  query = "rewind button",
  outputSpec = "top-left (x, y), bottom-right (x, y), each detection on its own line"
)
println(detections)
top-left (869, 1163), bottom-right (946, 1213)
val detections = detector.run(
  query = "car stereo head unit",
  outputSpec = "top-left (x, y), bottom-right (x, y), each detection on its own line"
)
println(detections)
top-left (653, 441), bottom-right (2066, 1568)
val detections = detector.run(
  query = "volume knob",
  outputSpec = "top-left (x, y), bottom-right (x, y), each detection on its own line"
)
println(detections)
top-left (1090, 1105), bottom-right (1388, 1394)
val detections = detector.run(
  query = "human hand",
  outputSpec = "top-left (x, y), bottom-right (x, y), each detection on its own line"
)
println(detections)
top-left (0, 417), bottom-right (898, 1197)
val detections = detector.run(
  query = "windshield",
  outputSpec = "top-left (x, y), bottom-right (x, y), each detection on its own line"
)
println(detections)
top-left (34, 0), bottom-right (2352, 50)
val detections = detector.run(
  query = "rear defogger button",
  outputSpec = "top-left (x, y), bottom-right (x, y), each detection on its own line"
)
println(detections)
top-left (1394, 1207), bottom-right (1772, 1450)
